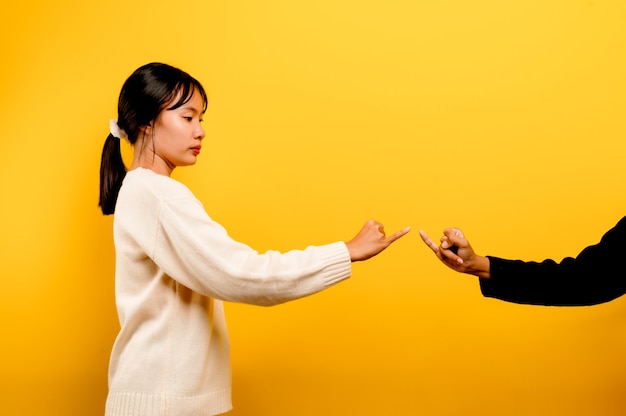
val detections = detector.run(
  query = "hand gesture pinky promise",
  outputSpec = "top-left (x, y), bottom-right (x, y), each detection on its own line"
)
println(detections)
top-left (419, 228), bottom-right (491, 278)
top-left (346, 219), bottom-right (411, 261)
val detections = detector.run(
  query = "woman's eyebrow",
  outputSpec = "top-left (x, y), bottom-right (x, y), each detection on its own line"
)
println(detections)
top-left (180, 105), bottom-right (201, 113)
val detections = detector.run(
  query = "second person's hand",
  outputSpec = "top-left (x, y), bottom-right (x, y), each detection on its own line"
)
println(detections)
top-left (419, 228), bottom-right (491, 278)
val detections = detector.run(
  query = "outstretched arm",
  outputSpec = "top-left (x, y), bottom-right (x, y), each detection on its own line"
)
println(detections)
top-left (419, 228), bottom-right (491, 279)
top-left (420, 218), bottom-right (626, 306)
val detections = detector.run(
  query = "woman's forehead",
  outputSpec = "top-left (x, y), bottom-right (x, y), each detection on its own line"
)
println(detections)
top-left (166, 88), bottom-right (206, 112)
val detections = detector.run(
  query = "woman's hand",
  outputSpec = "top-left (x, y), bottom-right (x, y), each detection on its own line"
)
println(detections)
top-left (419, 228), bottom-right (491, 278)
top-left (345, 219), bottom-right (411, 261)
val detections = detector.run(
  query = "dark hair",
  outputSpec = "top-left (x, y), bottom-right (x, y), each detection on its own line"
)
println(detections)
top-left (99, 62), bottom-right (207, 215)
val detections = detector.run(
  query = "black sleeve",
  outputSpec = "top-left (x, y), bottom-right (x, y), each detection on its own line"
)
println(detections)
top-left (479, 216), bottom-right (626, 306)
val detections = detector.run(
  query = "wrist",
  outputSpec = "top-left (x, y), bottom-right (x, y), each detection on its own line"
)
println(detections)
top-left (466, 255), bottom-right (491, 279)
top-left (345, 241), bottom-right (361, 262)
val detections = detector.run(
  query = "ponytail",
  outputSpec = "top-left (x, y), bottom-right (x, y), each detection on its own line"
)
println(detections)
top-left (99, 134), bottom-right (127, 215)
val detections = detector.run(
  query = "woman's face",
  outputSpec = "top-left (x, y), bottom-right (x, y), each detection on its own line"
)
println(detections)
top-left (139, 90), bottom-right (206, 176)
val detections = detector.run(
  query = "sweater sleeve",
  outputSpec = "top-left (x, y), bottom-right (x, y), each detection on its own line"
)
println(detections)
top-left (479, 216), bottom-right (626, 306)
top-left (150, 195), bottom-right (352, 306)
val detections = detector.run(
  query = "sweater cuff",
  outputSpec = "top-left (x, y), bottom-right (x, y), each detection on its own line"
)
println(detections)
top-left (319, 242), bottom-right (352, 287)
top-left (479, 256), bottom-right (505, 297)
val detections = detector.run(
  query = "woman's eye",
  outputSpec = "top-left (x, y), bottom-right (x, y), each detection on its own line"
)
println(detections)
top-left (184, 117), bottom-right (193, 121)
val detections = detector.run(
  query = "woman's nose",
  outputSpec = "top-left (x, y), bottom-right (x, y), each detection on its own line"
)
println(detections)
top-left (196, 124), bottom-right (205, 140)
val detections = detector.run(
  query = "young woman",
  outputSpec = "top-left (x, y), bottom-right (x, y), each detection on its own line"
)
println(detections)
top-left (419, 219), bottom-right (626, 306)
top-left (99, 62), bottom-right (409, 416)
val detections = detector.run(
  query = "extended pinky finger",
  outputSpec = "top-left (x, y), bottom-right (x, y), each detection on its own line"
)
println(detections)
top-left (419, 230), bottom-right (439, 253)
top-left (387, 226), bottom-right (411, 244)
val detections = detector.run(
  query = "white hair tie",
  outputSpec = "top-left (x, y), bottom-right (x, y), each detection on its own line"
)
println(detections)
top-left (109, 119), bottom-right (128, 141)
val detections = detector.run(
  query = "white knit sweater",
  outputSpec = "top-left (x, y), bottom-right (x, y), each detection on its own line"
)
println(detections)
top-left (105, 168), bottom-right (352, 415)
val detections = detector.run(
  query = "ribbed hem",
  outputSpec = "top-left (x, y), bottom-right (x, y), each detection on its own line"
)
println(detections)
top-left (319, 242), bottom-right (352, 287)
top-left (105, 389), bottom-right (232, 416)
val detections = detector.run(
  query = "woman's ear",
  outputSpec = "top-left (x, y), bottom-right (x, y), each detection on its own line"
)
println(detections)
top-left (139, 123), bottom-right (152, 135)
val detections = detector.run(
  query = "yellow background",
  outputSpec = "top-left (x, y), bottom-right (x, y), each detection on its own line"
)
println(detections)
top-left (2, 0), bottom-right (626, 414)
